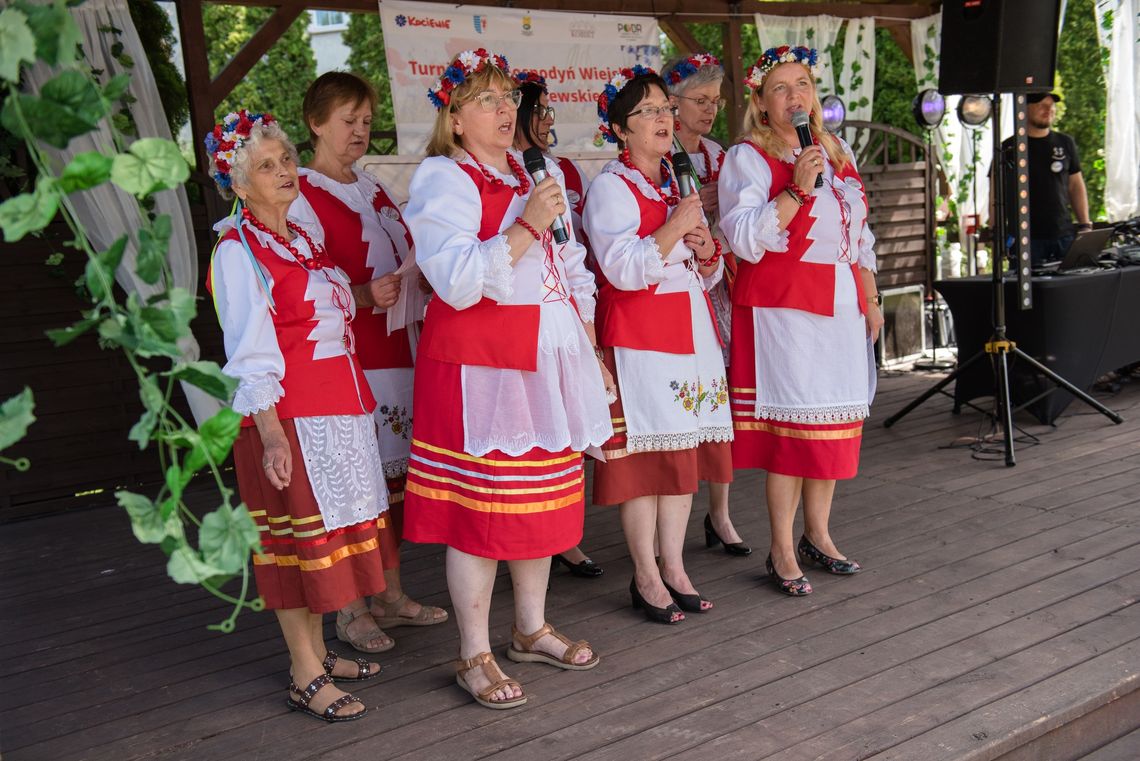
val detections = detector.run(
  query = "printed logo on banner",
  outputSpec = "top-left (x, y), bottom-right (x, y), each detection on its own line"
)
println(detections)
top-left (570, 21), bottom-right (595, 38)
top-left (396, 14), bottom-right (451, 30)
top-left (473, 15), bottom-right (488, 34)
top-left (522, 15), bottom-right (533, 36)
top-left (617, 22), bottom-right (643, 39)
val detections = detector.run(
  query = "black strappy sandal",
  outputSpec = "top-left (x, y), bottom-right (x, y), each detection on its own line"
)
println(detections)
top-left (322, 650), bottom-right (381, 683)
top-left (286, 673), bottom-right (367, 723)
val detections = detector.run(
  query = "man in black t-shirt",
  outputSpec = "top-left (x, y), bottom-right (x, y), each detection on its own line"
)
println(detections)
top-left (1000, 92), bottom-right (1092, 266)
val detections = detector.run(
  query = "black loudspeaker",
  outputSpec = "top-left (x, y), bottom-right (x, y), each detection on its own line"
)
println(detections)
top-left (938, 0), bottom-right (1062, 94)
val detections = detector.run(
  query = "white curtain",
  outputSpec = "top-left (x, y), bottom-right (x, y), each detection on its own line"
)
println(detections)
top-left (1095, 0), bottom-right (1140, 220)
top-left (838, 18), bottom-right (876, 124)
top-left (26, 0), bottom-right (220, 425)
top-left (754, 14), bottom-right (845, 97)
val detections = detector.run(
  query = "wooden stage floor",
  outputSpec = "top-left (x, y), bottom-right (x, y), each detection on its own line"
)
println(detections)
top-left (2, 370), bottom-right (1138, 760)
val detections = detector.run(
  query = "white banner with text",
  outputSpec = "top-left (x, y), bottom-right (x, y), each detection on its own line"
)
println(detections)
top-left (378, 0), bottom-right (661, 154)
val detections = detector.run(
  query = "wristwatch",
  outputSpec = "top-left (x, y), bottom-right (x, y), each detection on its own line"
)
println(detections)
top-left (867, 293), bottom-right (883, 307)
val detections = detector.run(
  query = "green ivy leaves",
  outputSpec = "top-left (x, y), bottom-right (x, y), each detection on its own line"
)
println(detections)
top-left (0, 178), bottom-right (59, 241)
top-left (0, 388), bottom-right (36, 452)
top-left (0, 7), bottom-right (37, 82)
top-left (111, 138), bottom-right (190, 197)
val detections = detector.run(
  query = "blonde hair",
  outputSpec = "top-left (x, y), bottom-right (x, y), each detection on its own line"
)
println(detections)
top-left (425, 65), bottom-right (517, 159)
top-left (740, 63), bottom-right (849, 171)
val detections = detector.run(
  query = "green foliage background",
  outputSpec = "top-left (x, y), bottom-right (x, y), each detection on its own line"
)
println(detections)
top-left (343, 12), bottom-right (395, 132)
top-left (126, 0), bottom-right (187, 134)
top-left (1056, 0), bottom-right (1107, 220)
top-left (203, 4), bottom-right (316, 145)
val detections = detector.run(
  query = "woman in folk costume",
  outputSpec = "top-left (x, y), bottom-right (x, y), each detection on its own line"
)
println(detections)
top-left (718, 47), bottom-right (883, 597)
top-left (512, 68), bottom-right (604, 581)
top-left (402, 49), bottom-right (613, 709)
top-left (292, 71), bottom-right (448, 655)
top-left (205, 111), bottom-right (387, 722)
top-left (663, 53), bottom-right (751, 559)
top-left (582, 67), bottom-right (733, 625)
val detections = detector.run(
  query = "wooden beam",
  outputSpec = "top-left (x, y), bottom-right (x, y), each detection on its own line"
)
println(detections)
top-left (176, 0), bottom-right (213, 176)
top-left (210, 6), bottom-right (305, 110)
top-left (658, 17), bottom-right (703, 56)
top-left (723, 18), bottom-right (746, 142)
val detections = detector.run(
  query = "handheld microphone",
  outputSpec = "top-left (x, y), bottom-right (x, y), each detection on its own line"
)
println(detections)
top-left (672, 151), bottom-right (697, 198)
top-left (521, 147), bottom-right (569, 244)
top-left (791, 110), bottom-right (824, 189)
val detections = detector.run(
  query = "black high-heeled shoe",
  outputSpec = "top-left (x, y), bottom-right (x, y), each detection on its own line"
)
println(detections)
top-left (798, 535), bottom-right (862, 575)
top-left (704, 514), bottom-right (752, 556)
top-left (555, 553), bottom-right (604, 578)
top-left (662, 580), bottom-right (712, 613)
top-left (765, 554), bottom-right (812, 596)
top-left (629, 579), bottom-right (684, 624)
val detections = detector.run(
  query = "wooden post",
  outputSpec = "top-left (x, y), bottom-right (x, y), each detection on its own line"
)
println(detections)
top-left (176, 0), bottom-right (225, 220)
top-left (658, 17), bottom-right (703, 56)
top-left (723, 18), bottom-right (746, 141)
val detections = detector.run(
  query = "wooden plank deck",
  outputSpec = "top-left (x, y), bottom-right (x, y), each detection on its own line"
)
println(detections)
top-left (1, 370), bottom-right (1138, 761)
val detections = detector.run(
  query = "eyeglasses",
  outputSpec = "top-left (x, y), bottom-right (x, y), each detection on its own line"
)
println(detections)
top-left (470, 90), bottom-right (522, 112)
top-left (533, 105), bottom-right (556, 121)
top-left (677, 95), bottom-right (727, 111)
top-left (627, 104), bottom-right (679, 120)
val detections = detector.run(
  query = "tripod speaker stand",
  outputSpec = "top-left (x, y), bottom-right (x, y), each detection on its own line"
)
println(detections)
top-left (883, 93), bottom-right (1122, 466)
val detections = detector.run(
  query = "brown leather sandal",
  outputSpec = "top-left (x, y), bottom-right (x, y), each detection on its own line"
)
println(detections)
top-left (285, 673), bottom-right (366, 723)
top-left (371, 593), bottom-right (449, 628)
top-left (335, 606), bottom-right (395, 654)
top-left (454, 651), bottom-right (528, 710)
top-left (505, 623), bottom-right (600, 671)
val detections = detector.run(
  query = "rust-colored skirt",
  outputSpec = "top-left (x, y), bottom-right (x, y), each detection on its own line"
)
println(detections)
top-left (234, 419), bottom-right (387, 613)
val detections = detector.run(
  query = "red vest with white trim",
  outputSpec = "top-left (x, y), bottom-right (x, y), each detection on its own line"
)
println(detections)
top-left (214, 228), bottom-right (375, 423)
top-left (732, 141), bottom-right (868, 317)
top-left (416, 162), bottom-right (541, 371)
top-left (298, 175), bottom-right (414, 370)
top-left (593, 175), bottom-right (696, 355)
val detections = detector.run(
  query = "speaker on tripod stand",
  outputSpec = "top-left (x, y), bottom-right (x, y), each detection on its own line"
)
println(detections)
top-left (882, 0), bottom-right (1123, 466)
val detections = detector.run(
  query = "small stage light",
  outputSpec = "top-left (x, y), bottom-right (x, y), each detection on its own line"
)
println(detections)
top-left (820, 95), bottom-right (846, 132)
top-left (957, 95), bottom-right (993, 127)
top-left (912, 89), bottom-right (946, 129)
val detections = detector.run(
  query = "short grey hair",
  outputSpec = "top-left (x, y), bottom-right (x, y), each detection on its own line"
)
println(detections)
top-left (210, 120), bottom-right (298, 200)
top-left (665, 60), bottom-right (725, 96)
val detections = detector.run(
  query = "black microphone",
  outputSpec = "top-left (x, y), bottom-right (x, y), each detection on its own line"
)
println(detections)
top-left (791, 110), bottom-right (824, 189)
top-left (672, 151), bottom-right (697, 198)
top-left (521, 147), bottom-right (569, 244)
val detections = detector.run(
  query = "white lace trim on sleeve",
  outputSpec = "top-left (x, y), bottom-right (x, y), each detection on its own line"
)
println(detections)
top-left (480, 234), bottom-right (514, 302)
top-left (638, 236), bottom-right (667, 283)
top-left (857, 236), bottom-right (878, 273)
top-left (574, 294), bottom-right (597, 323)
top-left (232, 378), bottom-right (284, 416)
top-left (757, 201), bottom-right (789, 253)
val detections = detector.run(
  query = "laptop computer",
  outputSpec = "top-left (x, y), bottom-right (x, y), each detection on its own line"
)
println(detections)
top-left (1033, 227), bottom-right (1114, 274)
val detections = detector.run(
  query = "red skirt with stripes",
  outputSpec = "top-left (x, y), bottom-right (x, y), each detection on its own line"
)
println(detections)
top-left (403, 354), bottom-right (585, 560)
top-left (233, 420), bottom-right (387, 613)
top-left (728, 305), bottom-right (863, 479)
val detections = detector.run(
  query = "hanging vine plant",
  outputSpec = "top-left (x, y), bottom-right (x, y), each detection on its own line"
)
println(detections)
top-left (0, 0), bottom-right (261, 632)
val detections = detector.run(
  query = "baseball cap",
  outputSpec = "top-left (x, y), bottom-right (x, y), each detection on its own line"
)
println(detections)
top-left (1027, 92), bottom-right (1061, 104)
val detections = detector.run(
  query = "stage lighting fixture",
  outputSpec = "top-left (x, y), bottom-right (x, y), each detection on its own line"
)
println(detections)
top-left (957, 95), bottom-right (993, 127)
top-left (912, 89), bottom-right (946, 128)
top-left (820, 95), bottom-right (846, 131)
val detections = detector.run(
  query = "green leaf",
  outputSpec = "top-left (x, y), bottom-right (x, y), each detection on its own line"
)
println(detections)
top-left (0, 7), bottom-right (36, 82)
top-left (16, 0), bottom-right (81, 68)
top-left (183, 407), bottom-right (241, 478)
top-left (40, 69), bottom-right (109, 125)
top-left (164, 463), bottom-right (184, 503)
top-left (127, 374), bottom-right (163, 448)
top-left (103, 73), bottom-right (131, 102)
top-left (135, 213), bottom-right (171, 284)
top-left (84, 235), bottom-right (127, 302)
top-left (166, 361), bottom-right (238, 402)
top-left (167, 546), bottom-right (228, 585)
top-left (117, 490), bottom-right (184, 544)
top-left (0, 179), bottom-right (59, 241)
top-left (0, 387), bottom-right (36, 452)
top-left (199, 502), bottom-right (259, 574)
top-left (110, 138), bottom-right (189, 197)
top-left (45, 316), bottom-right (98, 346)
top-left (58, 151), bottom-right (113, 193)
top-left (0, 93), bottom-right (91, 148)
